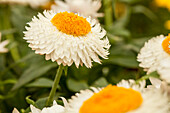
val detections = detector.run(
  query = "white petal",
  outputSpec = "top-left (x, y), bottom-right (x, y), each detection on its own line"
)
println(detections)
top-left (51, 0), bottom-right (103, 19)
top-left (12, 108), bottom-right (20, 113)
top-left (149, 77), bottom-right (162, 88)
top-left (30, 105), bottom-right (41, 113)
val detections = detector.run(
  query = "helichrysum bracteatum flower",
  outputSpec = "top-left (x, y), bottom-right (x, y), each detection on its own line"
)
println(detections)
top-left (137, 34), bottom-right (170, 83)
top-left (25, 80), bottom-right (170, 113)
top-left (51, 0), bottom-right (104, 19)
top-left (24, 11), bottom-right (110, 68)
top-left (154, 0), bottom-right (170, 11)
top-left (64, 80), bottom-right (169, 113)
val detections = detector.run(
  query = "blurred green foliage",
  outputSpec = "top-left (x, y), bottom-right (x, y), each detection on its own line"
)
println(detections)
top-left (0, 0), bottom-right (170, 112)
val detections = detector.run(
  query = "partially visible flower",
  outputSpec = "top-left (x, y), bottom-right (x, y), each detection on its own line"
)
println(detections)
top-left (0, 33), bottom-right (9, 53)
top-left (137, 34), bottom-right (170, 73)
top-left (64, 80), bottom-right (170, 113)
top-left (51, 0), bottom-right (104, 19)
top-left (41, 1), bottom-right (55, 10)
top-left (24, 11), bottom-right (110, 68)
top-left (0, 0), bottom-right (50, 8)
top-left (154, 0), bottom-right (170, 11)
top-left (30, 100), bottom-right (65, 113)
top-left (12, 108), bottom-right (20, 113)
top-left (165, 20), bottom-right (170, 30)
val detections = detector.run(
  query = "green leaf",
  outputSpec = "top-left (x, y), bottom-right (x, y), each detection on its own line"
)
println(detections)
top-left (130, 37), bottom-right (150, 47)
top-left (108, 27), bottom-right (131, 38)
top-left (136, 71), bottom-right (159, 83)
top-left (132, 5), bottom-right (157, 21)
top-left (0, 93), bottom-right (16, 100)
top-left (35, 97), bottom-right (48, 110)
top-left (105, 55), bottom-right (139, 68)
top-left (12, 62), bottom-right (57, 91)
top-left (67, 79), bottom-right (89, 92)
top-left (63, 66), bottom-right (68, 76)
top-left (119, 0), bottom-right (142, 4)
top-left (0, 79), bottom-right (16, 86)
top-left (92, 77), bottom-right (109, 87)
top-left (26, 78), bottom-right (53, 88)
top-left (0, 53), bottom-right (36, 76)
top-left (26, 96), bottom-right (37, 107)
top-left (1, 6), bottom-right (21, 62)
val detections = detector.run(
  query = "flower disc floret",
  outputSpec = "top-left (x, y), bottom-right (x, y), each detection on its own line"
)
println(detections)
top-left (51, 12), bottom-right (91, 36)
top-left (162, 34), bottom-right (170, 55)
top-left (80, 85), bottom-right (143, 113)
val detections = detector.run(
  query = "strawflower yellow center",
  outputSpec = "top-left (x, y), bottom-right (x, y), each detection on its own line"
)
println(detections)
top-left (154, 0), bottom-right (170, 10)
top-left (51, 12), bottom-right (91, 36)
top-left (155, 0), bottom-right (168, 7)
top-left (80, 85), bottom-right (143, 113)
top-left (165, 20), bottom-right (170, 30)
top-left (162, 34), bottom-right (170, 55)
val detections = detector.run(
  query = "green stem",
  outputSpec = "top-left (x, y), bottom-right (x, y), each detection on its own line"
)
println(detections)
top-left (103, 0), bottom-right (113, 27)
top-left (46, 65), bottom-right (64, 106)
top-left (136, 71), bottom-right (159, 84)
top-left (2, 6), bottom-right (20, 62)
top-left (113, 0), bottom-right (118, 19)
top-left (136, 74), bottom-right (150, 84)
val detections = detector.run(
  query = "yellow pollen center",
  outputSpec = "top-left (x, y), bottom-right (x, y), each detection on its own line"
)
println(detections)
top-left (51, 12), bottom-right (91, 36)
top-left (162, 34), bottom-right (170, 54)
top-left (79, 85), bottom-right (143, 113)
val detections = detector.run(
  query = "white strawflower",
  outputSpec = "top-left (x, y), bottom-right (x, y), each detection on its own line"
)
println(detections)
top-left (0, 0), bottom-right (50, 8)
top-left (24, 10), bottom-right (110, 68)
top-left (51, 0), bottom-right (104, 19)
top-left (64, 80), bottom-right (170, 113)
top-left (30, 101), bottom-right (65, 113)
top-left (0, 33), bottom-right (9, 53)
top-left (137, 35), bottom-right (170, 73)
